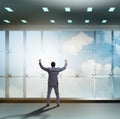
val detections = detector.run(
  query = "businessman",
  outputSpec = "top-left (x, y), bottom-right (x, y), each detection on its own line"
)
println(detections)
top-left (39, 59), bottom-right (67, 106)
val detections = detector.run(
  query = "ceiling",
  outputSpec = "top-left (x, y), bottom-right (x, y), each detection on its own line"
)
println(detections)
top-left (0, 0), bottom-right (120, 26)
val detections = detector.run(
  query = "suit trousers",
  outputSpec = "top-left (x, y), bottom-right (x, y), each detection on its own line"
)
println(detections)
top-left (47, 85), bottom-right (60, 105)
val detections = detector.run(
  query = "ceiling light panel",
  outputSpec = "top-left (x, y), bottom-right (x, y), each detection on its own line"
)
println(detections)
top-left (3, 20), bottom-right (10, 23)
top-left (85, 20), bottom-right (90, 23)
top-left (108, 7), bottom-right (116, 12)
top-left (87, 7), bottom-right (93, 12)
top-left (42, 7), bottom-right (49, 12)
top-left (67, 20), bottom-right (72, 23)
top-left (21, 20), bottom-right (27, 23)
top-left (102, 20), bottom-right (107, 23)
top-left (50, 19), bottom-right (55, 23)
top-left (65, 7), bottom-right (71, 12)
top-left (4, 7), bottom-right (14, 12)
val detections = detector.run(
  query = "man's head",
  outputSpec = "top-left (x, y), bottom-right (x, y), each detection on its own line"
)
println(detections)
top-left (51, 62), bottom-right (55, 67)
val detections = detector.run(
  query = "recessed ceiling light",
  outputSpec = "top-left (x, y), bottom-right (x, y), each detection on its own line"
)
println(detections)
top-left (87, 7), bottom-right (93, 12)
top-left (50, 19), bottom-right (55, 23)
top-left (67, 20), bottom-right (72, 23)
top-left (21, 20), bottom-right (27, 23)
top-left (65, 7), bottom-right (71, 12)
top-left (4, 7), bottom-right (14, 12)
top-left (3, 20), bottom-right (10, 23)
top-left (85, 20), bottom-right (90, 23)
top-left (42, 7), bottom-right (49, 12)
top-left (102, 20), bottom-right (107, 23)
top-left (108, 7), bottom-right (116, 12)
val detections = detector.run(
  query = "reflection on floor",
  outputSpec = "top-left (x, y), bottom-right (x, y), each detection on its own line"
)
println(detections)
top-left (0, 103), bottom-right (120, 119)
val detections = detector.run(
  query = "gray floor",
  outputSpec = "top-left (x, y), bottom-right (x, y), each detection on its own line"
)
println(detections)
top-left (0, 103), bottom-right (120, 119)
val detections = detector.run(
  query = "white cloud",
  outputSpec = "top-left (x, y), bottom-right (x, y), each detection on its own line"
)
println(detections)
top-left (114, 66), bottom-right (120, 75)
top-left (101, 64), bottom-right (112, 75)
top-left (81, 59), bottom-right (112, 76)
top-left (63, 32), bottom-right (93, 55)
top-left (81, 60), bottom-right (100, 76)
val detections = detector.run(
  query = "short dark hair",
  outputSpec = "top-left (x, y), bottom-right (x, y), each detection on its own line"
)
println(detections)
top-left (51, 62), bottom-right (55, 67)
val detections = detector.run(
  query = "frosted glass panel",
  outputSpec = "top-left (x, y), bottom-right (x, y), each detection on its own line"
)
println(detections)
top-left (26, 31), bottom-right (41, 76)
top-left (59, 77), bottom-right (94, 98)
top-left (9, 31), bottom-right (24, 76)
top-left (0, 78), bottom-right (5, 97)
top-left (95, 78), bottom-right (112, 98)
top-left (9, 78), bottom-right (23, 97)
top-left (26, 77), bottom-right (45, 97)
top-left (0, 31), bottom-right (5, 76)
top-left (113, 78), bottom-right (120, 98)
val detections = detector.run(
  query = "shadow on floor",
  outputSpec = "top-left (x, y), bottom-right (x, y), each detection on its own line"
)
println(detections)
top-left (0, 105), bottom-right (58, 119)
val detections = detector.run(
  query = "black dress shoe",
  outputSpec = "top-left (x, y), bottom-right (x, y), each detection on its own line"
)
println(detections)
top-left (57, 104), bottom-right (60, 107)
top-left (46, 104), bottom-right (50, 106)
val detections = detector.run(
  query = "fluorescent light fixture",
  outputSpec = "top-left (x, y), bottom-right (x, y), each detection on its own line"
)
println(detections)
top-left (42, 7), bottom-right (49, 12)
top-left (102, 20), bottom-right (107, 23)
top-left (87, 7), bottom-right (93, 12)
top-left (65, 7), bottom-right (71, 12)
top-left (85, 20), bottom-right (90, 23)
top-left (108, 7), bottom-right (116, 12)
top-left (3, 20), bottom-right (10, 23)
top-left (21, 20), bottom-right (27, 23)
top-left (4, 7), bottom-right (14, 12)
top-left (50, 19), bottom-right (55, 23)
top-left (67, 20), bottom-right (72, 23)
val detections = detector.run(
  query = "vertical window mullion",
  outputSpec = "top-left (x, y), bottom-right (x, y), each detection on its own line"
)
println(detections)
top-left (23, 31), bottom-right (26, 98)
top-left (5, 31), bottom-right (9, 98)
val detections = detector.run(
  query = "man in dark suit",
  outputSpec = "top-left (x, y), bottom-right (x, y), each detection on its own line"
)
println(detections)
top-left (39, 59), bottom-right (67, 106)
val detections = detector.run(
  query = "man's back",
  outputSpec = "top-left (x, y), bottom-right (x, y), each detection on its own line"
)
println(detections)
top-left (47, 67), bottom-right (60, 86)
top-left (39, 61), bottom-right (67, 86)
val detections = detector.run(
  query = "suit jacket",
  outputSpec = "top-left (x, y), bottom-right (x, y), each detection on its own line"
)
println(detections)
top-left (39, 62), bottom-right (67, 86)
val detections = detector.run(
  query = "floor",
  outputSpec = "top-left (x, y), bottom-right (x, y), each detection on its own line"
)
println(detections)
top-left (0, 103), bottom-right (120, 119)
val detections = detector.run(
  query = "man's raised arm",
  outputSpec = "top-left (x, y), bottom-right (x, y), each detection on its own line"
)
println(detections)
top-left (59, 60), bottom-right (67, 71)
top-left (39, 59), bottom-right (48, 71)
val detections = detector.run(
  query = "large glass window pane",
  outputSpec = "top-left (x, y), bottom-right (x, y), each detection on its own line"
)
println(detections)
top-left (0, 78), bottom-right (5, 97)
top-left (0, 31), bottom-right (5, 76)
top-left (57, 31), bottom-right (95, 98)
top-left (113, 31), bottom-right (120, 76)
top-left (0, 31), bottom-right (5, 98)
top-left (9, 78), bottom-right (23, 97)
top-left (42, 31), bottom-right (59, 66)
top-left (95, 31), bottom-right (112, 76)
top-left (26, 31), bottom-right (41, 76)
top-left (9, 31), bottom-right (24, 76)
